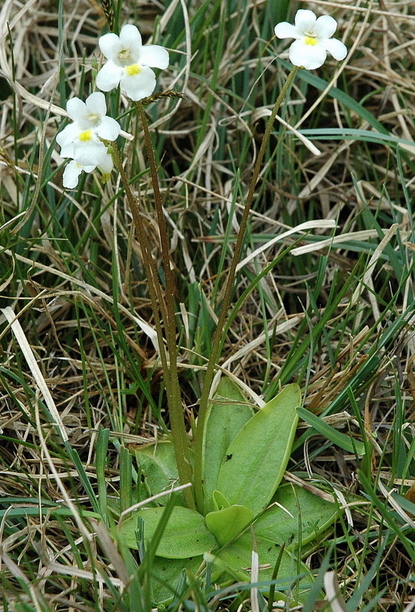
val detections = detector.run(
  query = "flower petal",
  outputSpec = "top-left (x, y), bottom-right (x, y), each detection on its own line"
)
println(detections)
top-left (274, 22), bottom-right (300, 40)
top-left (66, 97), bottom-right (87, 122)
top-left (294, 9), bottom-right (317, 29)
top-left (60, 143), bottom-right (77, 159)
top-left (119, 24), bottom-right (142, 51)
top-left (96, 116), bottom-right (121, 141)
top-left (72, 141), bottom-right (107, 166)
top-left (85, 91), bottom-right (107, 116)
top-left (325, 38), bottom-right (347, 61)
top-left (139, 44), bottom-right (169, 69)
top-left (99, 32), bottom-right (123, 61)
top-left (120, 66), bottom-right (156, 100)
top-left (315, 15), bottom-right (338, 39)
top-left (289, 39), bottom-right (327, 69)
top-left (96, 61), bottom-right (123, 92)
top-left (97, 153), bottom-right (114, 174)
top-left (56, 123), bottom-right (81, 148)
top-left (63, 161), bottom-right (83, 188)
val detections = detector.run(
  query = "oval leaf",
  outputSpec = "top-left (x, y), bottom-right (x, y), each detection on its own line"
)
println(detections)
top-left (216, 384), bottom-right (301, 516)
top-left (119, 506), bottom-right (217, 558)
top-left (210, 530), bottom-right (314, 603)
top-left (206, 504), bottom-right (254, 546)
top-left (254, 484), bottom-right (338, 550)
top-left (213, 489), bottom-right (231, 510)
top-left (202, 378), bottom-right (254, 513)
top-left (135, 441), bottom-right (183, 505)
top-left (148, 555), bottom-right (203, 605)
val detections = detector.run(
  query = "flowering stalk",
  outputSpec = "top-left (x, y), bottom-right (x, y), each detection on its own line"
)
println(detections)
top-left (193, 66), bottom-right (300, 513)
top-left (137, 102), bottom-right (195, 509)
top-left (112, 139), bottom-right (195, 510)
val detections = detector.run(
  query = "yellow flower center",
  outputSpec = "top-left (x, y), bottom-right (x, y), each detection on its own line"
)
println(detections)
top-left (79, 129), bottom-right (93, 142)
top-left (125, 63), bottom-right (141, 76)
top-left (304, 35), bottom-right (318, 46)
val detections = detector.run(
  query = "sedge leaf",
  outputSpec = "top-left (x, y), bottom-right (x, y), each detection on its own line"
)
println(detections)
top-left (297, 407), bottom-right (366, 456)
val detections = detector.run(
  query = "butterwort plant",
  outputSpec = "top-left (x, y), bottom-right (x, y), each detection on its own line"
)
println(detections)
top-left (54, 10), bottom-right (349, 605)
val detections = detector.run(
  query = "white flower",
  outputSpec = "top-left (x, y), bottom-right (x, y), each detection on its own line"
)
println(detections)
top-left (61, 149), bottom-right (114, 189)
top-left (62, 160), bottom-right (93, 189)
top-left (274, 9), bottom-right (347, 70)
top-left (96, 24), bottom-right (169, 101)
top-left (57, 91), bottom-right (120, 188)
top-left (59, 128), bottom-right (108, 166)
top-left (57, 91), bottom-right (120, 149)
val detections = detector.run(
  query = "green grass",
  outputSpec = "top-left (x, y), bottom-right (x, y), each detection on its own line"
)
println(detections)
top-left (1, 0), bottom-right (415, 609)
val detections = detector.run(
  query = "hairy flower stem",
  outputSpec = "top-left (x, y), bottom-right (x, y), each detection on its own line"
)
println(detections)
top-left (111, 143), bottom-right (168, 369)
top-left (137, 104), bottom-right (195, 509)
top-left (193, 66), bottom-right (300, 513)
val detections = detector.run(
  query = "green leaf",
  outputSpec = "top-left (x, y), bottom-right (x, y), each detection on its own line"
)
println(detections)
top-left (206, 504), bottom-right (254, 546)
top-left (202, 377), bottom-right (254, 513)
top-left (211, 530), bottom-right (314, 603)
top-left (213, 489), bottom-right (231, 510)
top-left (118, 506), bottom-right (217, 558)
top-left (297, 407), bottom-right (366, 456)
top-left (216, 384), bottom-right (301, 515)
top-left (135, 441), bottom-right (184, 505)
top-left (147, 555), bottom-right (204, 605)
top-left (254, 484), bottom-right (339, 551)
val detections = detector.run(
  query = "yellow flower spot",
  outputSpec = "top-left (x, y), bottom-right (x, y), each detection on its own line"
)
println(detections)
top-left (304, 36), bottom-right (318, 46)
top-left (125, 63), bottom-right (141, 76)
top-left (79, 130), bottom-right (93, 142)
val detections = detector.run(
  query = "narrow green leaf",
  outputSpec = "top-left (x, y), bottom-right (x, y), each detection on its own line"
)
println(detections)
top-left (206, 504), bottom-right (254, 546)
top-left (216, 384), bottom-right (301, 516)
top-left (64, 441), bottom-right (102, 516)
top-left (297, 407), bottom-right (366, 456)
top-left (287, 61), bottom-right (389, 135)
top-left (95, 428), bottom-right (110, 521)
top-left (118, 506), bottom-right (218, 558)
top-left (202, 377), bottom-right (254, 513)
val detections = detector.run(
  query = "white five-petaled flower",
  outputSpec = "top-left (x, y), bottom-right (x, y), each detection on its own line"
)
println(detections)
top-left (56, 91), bottom-right (120, 188)
top-left (96, 24), bottom-right (169, 101)
top-left (274, 9), bottom-right (347, 70)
